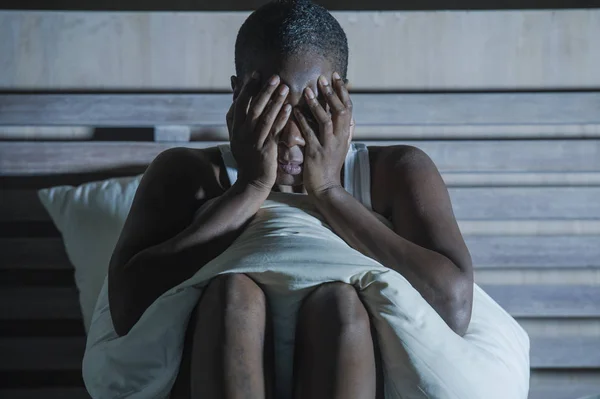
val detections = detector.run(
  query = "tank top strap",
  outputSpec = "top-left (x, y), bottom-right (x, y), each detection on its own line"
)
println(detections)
top-left (218, 144), bottom-right (239, 186)
top-left (343, 143), bottom-right (373, 211)
top-left (218, 143), bottom-right (373, 211)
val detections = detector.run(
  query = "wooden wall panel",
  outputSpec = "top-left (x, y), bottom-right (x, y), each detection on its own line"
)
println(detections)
top-left (2, 332), bottom-right (599, 372)
top-left (0, 388), bottom-right (91, 399)
top-left (529, 371), bottom-right (600, 399)
top-left (3, 93), bottom-right (599, 127)
top-left (0, 238), bottom-right (71, 270)
top-left (3, 141), bottom-right (599, 176)
top-left (5, 235), bottom-right (600, 273)
top-left (0, 338), bottom-right (85, 371)
top-left (2, 0), bottom-right (599, 11)
top-left (4, 124), bottom-right (600, 140)
top-left (475, 269), bottom-right (600, 285)
top-left (0, 287), bottom-right (81, 320)
top-left (4, 187), bottom-right (599, 223)
top-left (1, 10), bottom-right (599, 90)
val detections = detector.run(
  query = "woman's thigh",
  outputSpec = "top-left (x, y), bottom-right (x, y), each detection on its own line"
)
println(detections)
top-left (170, 274), bottom-right (274, 399)
top-left (293, 282), bottom-right (380, 399)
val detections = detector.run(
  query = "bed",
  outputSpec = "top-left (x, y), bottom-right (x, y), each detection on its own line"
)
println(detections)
top-left (1, 90), bottom-right (600, 399)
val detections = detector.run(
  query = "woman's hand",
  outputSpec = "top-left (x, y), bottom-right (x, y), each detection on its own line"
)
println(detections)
top-left (293, 72), bottom-right (355, 197)
top-left (228, 72), bottom-right (291, 192)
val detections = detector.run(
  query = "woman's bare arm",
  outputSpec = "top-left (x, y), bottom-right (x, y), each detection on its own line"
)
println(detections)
top-left (109, 73), bottom-right (292, 336)
top-left (311, 146), bottom-right (473, 335)
top-left (108, 148), bottom-right (269, 336)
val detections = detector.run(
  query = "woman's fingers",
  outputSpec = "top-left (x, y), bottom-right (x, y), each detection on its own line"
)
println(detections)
top-left (256, 84), bottom-right (290, 147)
top-left (317, 73), bottom-right (353, 139)
top-left (332, 72), bottom-right (353, 110)
top-left (233, 72), bottom-right (261, 128)
top-left (318, 75), bottom-right (346, 116)
top-left (293, 108), bottom-right (321, 147)
top-left (304, 87), bottom-right (332, 139)
top-left (249, 74), bottom-right (279, 111)
top-left (266, 103), bottom-right (292, 147)
top-left (248, 75), bottom-right (282, 130)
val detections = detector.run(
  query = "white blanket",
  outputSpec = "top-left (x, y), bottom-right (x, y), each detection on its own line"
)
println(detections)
top-left (83, 192), bottom-right (530, 399)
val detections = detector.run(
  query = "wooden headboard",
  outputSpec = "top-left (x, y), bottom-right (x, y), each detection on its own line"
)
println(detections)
top-left (1, 91), bottom-right (599, 398)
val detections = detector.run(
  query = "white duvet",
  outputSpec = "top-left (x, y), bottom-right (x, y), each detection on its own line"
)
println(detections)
top-left (83, 192), bottom-right (530, 399)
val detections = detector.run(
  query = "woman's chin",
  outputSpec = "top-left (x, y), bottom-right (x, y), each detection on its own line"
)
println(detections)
top-left (276, 170), bottom-right (303, 187)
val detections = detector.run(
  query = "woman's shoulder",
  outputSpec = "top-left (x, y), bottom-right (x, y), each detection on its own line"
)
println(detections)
top-left (151, 146), bottom-right (230, 191)
top-left (367, 144), bottom-right (427, 217)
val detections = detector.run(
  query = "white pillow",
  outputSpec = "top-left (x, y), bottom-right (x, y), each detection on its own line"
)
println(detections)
top-left (38, 175), bottom-right (143, 331)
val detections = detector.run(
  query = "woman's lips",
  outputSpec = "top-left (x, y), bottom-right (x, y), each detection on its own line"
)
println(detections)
top-left (278, 161), bottom-right (303, 175)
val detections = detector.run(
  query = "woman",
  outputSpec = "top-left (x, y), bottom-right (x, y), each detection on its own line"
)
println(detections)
top-left (104, 1), bottom-right (474, 398)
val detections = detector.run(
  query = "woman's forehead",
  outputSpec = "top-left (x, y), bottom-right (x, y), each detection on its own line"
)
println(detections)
top-left (278, 55), bottom-right (333, 91)
top-left (250, 54), bottom-right (334, 93)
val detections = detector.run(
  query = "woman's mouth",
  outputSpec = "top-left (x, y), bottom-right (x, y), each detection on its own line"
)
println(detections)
top-left (278, 161), bottom-right (303, 175)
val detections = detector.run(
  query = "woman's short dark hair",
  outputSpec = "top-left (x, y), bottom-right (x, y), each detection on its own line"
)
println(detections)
top-left (235, 0), bottom-right (349, 78)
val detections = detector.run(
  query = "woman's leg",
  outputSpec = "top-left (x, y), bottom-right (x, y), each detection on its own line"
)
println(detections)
top-left (171, 273), bottom-right (273, 399)
top-left (293, 282), bottom-right (377, 399)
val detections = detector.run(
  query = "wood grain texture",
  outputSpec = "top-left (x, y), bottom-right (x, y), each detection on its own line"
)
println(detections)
top-left (529, 371), bottom-right (600, 399)
top-left (1, 11), bottom-right (599, 90)
top-left (0, 337), bottom-right (85, 371)
top-left (0, 370), bottom-right (84, 389)
top-left (2, 140), bottom-right (599, 176)
top-left (0, 362), bottom-right (598, 399)
top-left (0, 287), bottom-right (81, 320)
top-left (481, 285), bottom-right (600, 317)
top-left (1, 277), bottom-right (597, 320)
top-left (153, 125), bottom-right (191, 142)
top-left (0, 126), bottom-right (94, 140)
top-left (0, 319), bottom-right (86, 337)
top-left (3, 186), bottom-right (600, 222)
top-left (0, 332), bottom-right (596, 372)
top-left (2, 170), bottom-right (600, 189)
top-left (0, 170), bottom-right (148, 190)
top-left (0, 191), bottom-right (50, 222)
top-left (5, 124), bottom-right (600, 140)
top-left (3, 235), bottom-right (600, 271)
top-left (2, 93), bottom-right (600, 127)
top-left (351, 124), bottom-right (600, 139)
top-left (0, 221), bottom-right (59, 238)
top-left (475, 268), bottom-right (600, 285)
top-left (450, 187), bottom-right (600, 220)
top-left (0, 269), bottom-right (76, 287)
top-left (0, 141), bottom-right (216, 175)
top-left (442, 172), bottom-right (600, 187)
top-left (459, 220), bottom-right (600, 236)
top-left (530, 336), bottom-right (600, 368)
top-left (0, 388), bottom-right (90, 399)
top-left (1, 0), bottom-right (598, 11)
top-left (0, 238), bottom-right (71, 269)
top-left (517, 319), bottom-right (600, 337)
top-left (467, 236), bottom-right (600, 268)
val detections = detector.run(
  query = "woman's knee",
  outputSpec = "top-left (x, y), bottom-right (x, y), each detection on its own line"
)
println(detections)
top-left (201, 273), bottom-right (266, 316)
top-left (300, 282), bottom-right (371, 332)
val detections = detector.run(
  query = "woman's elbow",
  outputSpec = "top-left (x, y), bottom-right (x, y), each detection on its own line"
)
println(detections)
top-left (445, 276), bottom-right (473, 336)
top-left (108, 268), bottom-right (138, 337)
top-left (447, 303), bottom-right (472, 337)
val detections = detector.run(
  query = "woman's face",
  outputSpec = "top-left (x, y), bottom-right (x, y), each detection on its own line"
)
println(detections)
top-left (232, 53), bottom-right (335, 187)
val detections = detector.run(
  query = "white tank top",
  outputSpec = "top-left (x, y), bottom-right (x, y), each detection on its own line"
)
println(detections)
top-left (218, 142), bottom-right (374, 211)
